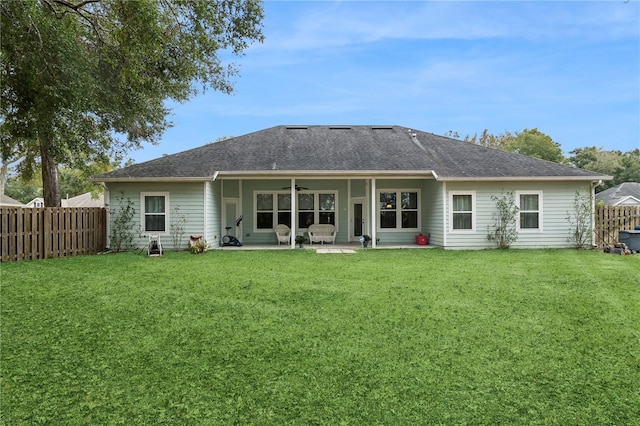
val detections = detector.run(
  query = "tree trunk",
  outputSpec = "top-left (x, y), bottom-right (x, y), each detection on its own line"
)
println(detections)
top-left (40, 137), bottom-right (61, 207)
top-left (0, 162), bottom-right (8, 196)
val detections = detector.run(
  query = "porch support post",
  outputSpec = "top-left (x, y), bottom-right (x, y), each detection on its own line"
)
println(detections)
top-left (371, 177), bottom-right (377, 248)
top-left (290, 178), bottom-right (296, 249)
top-left (220, 179), bottom-right (225, 245)
top-left (238, 179), bottom-right (243, 239)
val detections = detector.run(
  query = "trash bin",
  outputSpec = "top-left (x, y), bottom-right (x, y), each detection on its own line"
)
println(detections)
top-left (619, 230), bottom-right (640, 251)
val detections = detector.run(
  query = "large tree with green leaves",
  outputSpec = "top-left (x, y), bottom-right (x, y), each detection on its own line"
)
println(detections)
top-left (501, 128), bottom-right (565, 163)
top-left (456, 128), bottom-right (565, 163)
top-left (1, 0), bottom-right (263, 206)
top-left (568, 147), bottom-right (640, 190)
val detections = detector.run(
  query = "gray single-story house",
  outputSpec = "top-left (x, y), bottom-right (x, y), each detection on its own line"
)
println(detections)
top-left (93, 125), bottom-right (610, 250)
top-left (61, 192), bottom-right (105, 208)
top-left (595, 182), bottom-right (640, 206)
top-left (0, 194), bottom-right (25, 207)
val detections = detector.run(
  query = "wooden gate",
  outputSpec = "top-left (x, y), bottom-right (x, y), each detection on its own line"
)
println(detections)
top-left (595, 205), bottom-right (640, 246)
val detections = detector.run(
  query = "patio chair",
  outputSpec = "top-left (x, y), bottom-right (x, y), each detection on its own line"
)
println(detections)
top-left (148, 233), bottom-right (163, 257)
top-left (274, 224), bottom-right (291, 245)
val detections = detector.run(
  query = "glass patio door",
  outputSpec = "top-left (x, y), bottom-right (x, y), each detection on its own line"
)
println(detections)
top-left (352, 197), bottom-right (367, 241)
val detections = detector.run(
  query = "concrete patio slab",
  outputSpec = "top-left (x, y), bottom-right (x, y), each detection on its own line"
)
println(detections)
top-left (316, 248), bottom-right (356, 254)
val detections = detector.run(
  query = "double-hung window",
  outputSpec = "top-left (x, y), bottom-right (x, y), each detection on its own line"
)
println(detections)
top-left (298, 192), bottom-right (336, 228)
top-left (256, 193), bottom-right (293, 229)
top-left (297, 193), bottom-right (315, 228)
top-left (141, 192), bottom-right (168, 233)
top-left (256, 193), bottom-right (275, 229)
top-left (449, 191), bottom-right (475, 231)
top-left (378, 190), bottom-right (419, 230)
top-left (254, 191), bottom-right (336, 230)
top-left (517, 191), bottom-right (542, 231)
top-left (277, 193), bottom-right (292, 227)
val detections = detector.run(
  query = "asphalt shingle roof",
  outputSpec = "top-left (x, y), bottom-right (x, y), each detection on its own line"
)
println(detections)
top-left (95, 125), bottom-right (608, 180)
top-left (595, 182), bottom-right (640, 205)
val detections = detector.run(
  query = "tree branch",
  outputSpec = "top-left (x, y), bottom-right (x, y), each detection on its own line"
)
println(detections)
top-left (51, 0), bottom-right (101, 12)
top-left (42, 0), bottom-right (105, 43)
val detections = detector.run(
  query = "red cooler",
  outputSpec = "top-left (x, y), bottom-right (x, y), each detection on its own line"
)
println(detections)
top-left (416, 234), bottom-right (428, 245)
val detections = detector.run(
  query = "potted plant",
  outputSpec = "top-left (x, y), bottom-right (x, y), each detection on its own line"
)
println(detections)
top-left (295, 235), bottom-right (306, 248)
top-left (189, 239), bottom-right (209, 254)
top-left (360, 234), bottom-right (372, 248)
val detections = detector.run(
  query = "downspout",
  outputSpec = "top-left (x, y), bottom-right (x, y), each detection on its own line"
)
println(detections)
top-left (220, 179), bottom-right (224, 247)
top-left (203, 182), bottom-right (207, 245)
top-left (591, 179), bottom-right (603, 247)
top-left (97, 182), bottom-right (110, 251)
top-left (442, 181), bottom-right (447, 248)
top-left (206, 172), bottom-right (218, 246)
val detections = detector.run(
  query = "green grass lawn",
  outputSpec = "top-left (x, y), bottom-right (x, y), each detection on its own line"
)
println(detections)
top-left (2, 249), bottom-right (639, 425)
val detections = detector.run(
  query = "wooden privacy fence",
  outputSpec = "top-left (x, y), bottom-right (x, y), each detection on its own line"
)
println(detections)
top-left (595, 205), bottom-right (640, 247)
top-left (1, 207), bottom-right (107, 262)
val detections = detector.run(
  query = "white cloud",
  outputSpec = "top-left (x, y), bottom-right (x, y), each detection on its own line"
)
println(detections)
top-left (254, 1), bottom-right (639, 53)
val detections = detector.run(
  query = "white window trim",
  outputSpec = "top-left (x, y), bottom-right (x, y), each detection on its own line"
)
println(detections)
top-left (140, 192), bottom-right (170, 235)
top-left (449, 191), bottom-right (476, 233)
top-left (254, 191), bottom-right (290, 233)
top-left (297, 191), bottom-right (338, 230)
top-left (253, 190), bottom-right (338, 232)
top-left (516, 191), bottom-right (543, 232)
top-left (376, 189), bottom-right (421, 232)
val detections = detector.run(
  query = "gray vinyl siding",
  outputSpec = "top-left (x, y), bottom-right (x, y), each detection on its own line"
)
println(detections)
top-left (204, 181), bottom-right (220, 247)
top-left (241, 179), bottom-right (350, 245)
top-left (375, 179), bottom-right (426, 245)
top-left (423, 180), bottom-right (444, 247)
top-left (222, 177), bottom-right (438, 246)
top-left (106, 182), bottom-right (206, 250)
top-left (444, 181), bottom-right (592, 250)
top-left (350, 179), bottom-right (367, 198)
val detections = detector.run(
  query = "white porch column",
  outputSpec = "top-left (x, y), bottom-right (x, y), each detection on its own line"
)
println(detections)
top-left (371, 177), bottom-right (377, 248)
top-left (220, 179), bottom-right (225, 244)
top-left (290, 178), bottom-right (296, 249)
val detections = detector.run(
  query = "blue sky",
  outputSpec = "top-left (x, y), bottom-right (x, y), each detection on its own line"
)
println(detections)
top-left (132, 0), bottom-right (639, 164)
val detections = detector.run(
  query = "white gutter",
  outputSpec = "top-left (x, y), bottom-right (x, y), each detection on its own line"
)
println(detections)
top-left (91, 176), bottom-right (215, 183)
top-left (217, 170), bottom-right (435, 178)
top-left (437, 175), bottom-right (613, 182)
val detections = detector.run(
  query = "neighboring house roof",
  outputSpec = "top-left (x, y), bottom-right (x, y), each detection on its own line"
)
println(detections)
top-left (95, 125), bottom-right (610, 182)
top-left (25, 197), bottom-right (45, 208)
top-left (596, 182), bottom-right (640, 206)
top-left (0, 194), bottom-right (25, 207)
top-left (61, 192), bottom-right (104, 208)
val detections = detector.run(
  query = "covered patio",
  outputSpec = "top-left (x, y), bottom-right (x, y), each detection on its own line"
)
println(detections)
top-left (214, 242), bottom-right (438, 251)
top-left (219, 173), bottom-right (439, 249)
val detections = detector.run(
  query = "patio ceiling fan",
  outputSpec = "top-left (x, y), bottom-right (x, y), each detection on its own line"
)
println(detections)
top-left (282, 184), bottom-right (309, 191)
